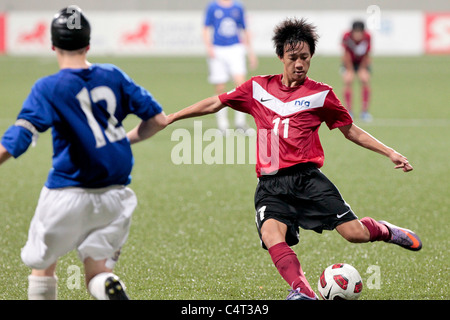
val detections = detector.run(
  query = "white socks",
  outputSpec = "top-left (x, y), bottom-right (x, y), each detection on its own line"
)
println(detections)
top-left (28, 275), bottom-right (58, 300)
top-left (216, 109), bottom-right (247, 130)
top-left (216, 108), bottom-right (230, 131)
top-left (27, 272), bottom-right (123, 300)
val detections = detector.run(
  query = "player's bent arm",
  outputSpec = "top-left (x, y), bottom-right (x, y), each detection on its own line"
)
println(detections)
top-left (359, 53), bottom-right (371, 69)
top-left (0, 143), bottom-right (12, 165)
top-left (127, 112), bottom-right (168, 145)
top-left (241, 30), bottom-right (258, 70)
top-left (202, 27), bottom-right (215, 58)
top-left (339, 123), bottom-right (413, 172)
top-left (167, 96), bottom-right (225, 125)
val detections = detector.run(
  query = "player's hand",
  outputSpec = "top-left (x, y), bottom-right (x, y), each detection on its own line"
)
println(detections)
top-left (390, 151), bottom-right (413, 172)
top-left (207, 46), bottom-right (215, 59)
top-left (0, 144), bottom-right (12, 165)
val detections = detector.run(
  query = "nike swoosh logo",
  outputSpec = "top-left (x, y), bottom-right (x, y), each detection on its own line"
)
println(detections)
top-left (260, 98), bottom-right (272, 102)
top-left (337, 210), bottom-right (350, 219)
top-left (400, 229), bottom-right (422, 249)
top-left (324, 285), bottom-right (333, 300)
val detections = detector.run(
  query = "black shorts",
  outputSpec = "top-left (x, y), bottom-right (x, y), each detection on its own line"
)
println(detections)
top-left (254, 163), bottom-right (358, 249)
top-left (340, 63), bottom-right (372, 73)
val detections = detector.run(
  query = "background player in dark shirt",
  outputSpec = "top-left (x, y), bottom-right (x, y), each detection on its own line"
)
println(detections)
top-left (342, 21), bottom-right (372, 121)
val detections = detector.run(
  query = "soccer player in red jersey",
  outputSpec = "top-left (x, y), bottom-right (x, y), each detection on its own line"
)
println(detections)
top-left (342, 21), bottom-right (372, 121)
top-left (167, 18), bottom-right (422, 300)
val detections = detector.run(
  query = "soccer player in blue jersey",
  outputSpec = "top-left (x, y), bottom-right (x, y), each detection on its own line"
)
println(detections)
top-left (203, 0), bottom-right (258, 134)
top-left (0, 7), bottom-right (167, 300)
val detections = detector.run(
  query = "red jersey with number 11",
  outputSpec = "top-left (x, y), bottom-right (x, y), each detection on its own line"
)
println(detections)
top-left (218, 75), bottom-right (353, 177)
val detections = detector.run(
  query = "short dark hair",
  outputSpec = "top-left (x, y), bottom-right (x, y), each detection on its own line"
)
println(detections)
top-left (352, 21), bottom-right (365, 31)
top-left (272, 17), bottom-right (319, 58)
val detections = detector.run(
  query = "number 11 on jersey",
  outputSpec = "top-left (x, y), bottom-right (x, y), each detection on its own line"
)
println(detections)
top-left (272, 117), bottom-right (289, 138)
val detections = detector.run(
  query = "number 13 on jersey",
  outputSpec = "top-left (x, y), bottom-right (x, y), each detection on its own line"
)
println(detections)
top-left (76, 86), bottom-right (127, 148)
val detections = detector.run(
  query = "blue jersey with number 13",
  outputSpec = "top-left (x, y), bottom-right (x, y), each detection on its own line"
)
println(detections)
top-left (1, 64), bottom-right (163, 188)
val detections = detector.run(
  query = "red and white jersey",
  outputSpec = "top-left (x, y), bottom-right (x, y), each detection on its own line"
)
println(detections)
top-left (219, 75), bottom-right (353, 177)
top-left (342, 31), bottom-right (371, 64)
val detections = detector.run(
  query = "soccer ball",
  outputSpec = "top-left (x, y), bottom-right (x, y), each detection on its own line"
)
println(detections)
top-left (318, 263), bottom-right (363, 300)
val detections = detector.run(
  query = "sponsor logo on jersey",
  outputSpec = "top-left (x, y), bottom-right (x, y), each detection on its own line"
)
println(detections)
top-left (252, 81), bottom-right (329, 117)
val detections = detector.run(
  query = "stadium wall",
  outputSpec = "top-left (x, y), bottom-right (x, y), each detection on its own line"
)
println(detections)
top-left (1, 10), bottom-right (449, 56)
top-left (1, 0), bottom-right (449, 12)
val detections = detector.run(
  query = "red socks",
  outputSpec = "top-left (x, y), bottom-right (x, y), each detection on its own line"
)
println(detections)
top-left (360, 217), bottom-right (390, 242)
top-left (268, 242), bottom-right (315, 298)
top-left (267, 219), bottom-right (388, 297)
top-left (362, 85), bottom-right (370, 112)
top-left (344, 87), bottom-right (352, 112)
top-left (344, 86), bottom-right (371, 113)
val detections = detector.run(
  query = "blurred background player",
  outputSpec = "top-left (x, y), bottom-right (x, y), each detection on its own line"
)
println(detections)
top-left (341, 20), bottom-right (372, 121)
top-left (0, 6), bottom-right (167, 300)
top-left (203, 0), bottom-right (258, 134)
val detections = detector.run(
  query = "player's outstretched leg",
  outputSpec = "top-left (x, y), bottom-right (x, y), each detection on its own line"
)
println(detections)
top-left (359, 217), bottom-right (422, 251)
top-left (379, 220), bottom-right (422, 251)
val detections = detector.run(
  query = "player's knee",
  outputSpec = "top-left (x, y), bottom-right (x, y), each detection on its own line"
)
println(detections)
top-left (344, 227), bottom-right (370, 243)
top-left (337, 221), bottom-right (370, 243)
top-left (343, 72), bottom-right (354, 84)
top-left (343, 232), bottom-right (366, 243)
top-left (260, 219), bottom-right (287, 249)
top-left (358, 71), bottom-right (370, 85)
top-left (261, 229), bottom-right (286, 249)
top-left (261, 231), bottom-right (276, 249)
top-left (21, 247), bottom-right (56, 271)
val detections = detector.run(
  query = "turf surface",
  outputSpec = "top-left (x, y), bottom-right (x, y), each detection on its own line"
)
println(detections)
top-left (0, 55), bottom-right (448, 300)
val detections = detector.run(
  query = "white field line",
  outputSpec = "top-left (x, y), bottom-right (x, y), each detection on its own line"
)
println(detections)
top-left (354, 118), bottom-right (450, 127)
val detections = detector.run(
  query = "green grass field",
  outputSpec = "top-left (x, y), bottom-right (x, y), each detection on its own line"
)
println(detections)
top-left (0, 54), bottom-right (449, 300)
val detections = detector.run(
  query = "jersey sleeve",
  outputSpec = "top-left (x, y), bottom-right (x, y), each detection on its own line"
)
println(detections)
top-left (118, 68), bottom-right (163, 121)
top-left (366, 32), bottom-right (372, 53)
top-left (1, 125), bottom-right (33, 158)
top-left (17, 79), bottom-right (55, 132)
top-left (321, 89), bottom-right (353, 130)
top-left (204, 2), bottom-right (215, 27)
top-left (1, 79), bottom-right (54, 158)
top-left (236, 5), bottom-right (246, 29)
top-left (218, 79), bottom-right (253, 114)
top-left (341, 32), bottom-right (350, 50)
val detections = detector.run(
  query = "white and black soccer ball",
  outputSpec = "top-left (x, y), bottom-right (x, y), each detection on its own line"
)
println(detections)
top-left (318, 263), bottom-right (363, 300)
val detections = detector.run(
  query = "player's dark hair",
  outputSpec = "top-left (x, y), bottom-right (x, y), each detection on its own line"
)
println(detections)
top-left (352, 21), bottom-right (365, 31)
top-left (51, 6), bottom-right (90, 51)
top-left (272, 17), bottom-right (319, 58)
